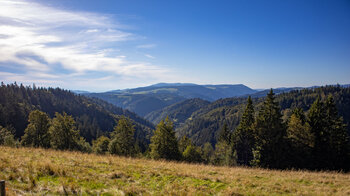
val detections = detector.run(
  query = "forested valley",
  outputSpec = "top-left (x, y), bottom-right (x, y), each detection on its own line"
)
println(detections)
top-left (1, 82), bottom-right (349, 171)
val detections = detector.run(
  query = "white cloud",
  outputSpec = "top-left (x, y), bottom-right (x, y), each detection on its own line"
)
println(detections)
top-left (137, 44), bottom-right (156, 49)
top-left (0, 0), bottom-right (171, 91)
top-left (145, 54), bottom-right (155, 59)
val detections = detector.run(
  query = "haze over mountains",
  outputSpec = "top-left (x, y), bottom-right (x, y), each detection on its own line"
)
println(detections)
top-left (84, 83), bottom-right (257, 116)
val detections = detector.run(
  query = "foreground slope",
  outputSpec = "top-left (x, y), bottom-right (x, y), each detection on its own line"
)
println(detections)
top-left (1, 146), bottom-right (349, 195)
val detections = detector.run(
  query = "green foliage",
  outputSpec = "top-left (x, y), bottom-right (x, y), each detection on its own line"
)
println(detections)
top-left (178, 135), bottom-right (192, 153)
top-left (150, 117), bottom-right (181, 160)
top-left (308, 96), bottom-right (349, 170)
top-left (108, 116), bottom-right (138, 156)
top-left (218, 123), bottom-right (231, 144)
top-left (212, 141), bottom-right (236, 166)
top-left (0, 125), bottom-right (16, 146)
top-left (49, 112), bottom-right (81, 150)
top-left (0, 83), bottom-right (153, 146)
top-left (21, 110), bottom-right (51, 148)
top-left (232, 96), bottom-right (255, 166)
top-left (182, 145), bottom-right (202, 163)
top-left (252, 89), bottom-right (288, 169)
top-left (92, 136), bottom-right (110, 154)
top-left (201, 142), bottom-right (214, 164)
top-left (286, 108), bottom-right (314, 168)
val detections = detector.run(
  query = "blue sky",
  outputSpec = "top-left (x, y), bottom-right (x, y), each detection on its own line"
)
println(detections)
top-left (0, 0), bottom-right (349, 91)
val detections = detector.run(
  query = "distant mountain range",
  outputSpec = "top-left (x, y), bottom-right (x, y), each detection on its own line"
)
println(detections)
top-left (84, 83), bottom-right (257, 116)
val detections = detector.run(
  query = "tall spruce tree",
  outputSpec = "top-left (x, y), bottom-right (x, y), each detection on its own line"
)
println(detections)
top-left (232, 96), bottom-right (255, 166)
top-left (149, 117), bottom-right (181, 160)
top-left (287, 108), bottom-right (314, 168)
top-left (49, 112), bottom-right (81, 150)
top-left (252, 89), bottom-right (287, 168)
top-left (324, 96), bottom-right (349, 170)
top-left (21, 110), bottom-right (51, 148)
top-left (307, 98), bottom-right (328, 169)
top-left (213, 122), bottom-right (235, 166)
top-left (308, 96), bottom-right (349, 170)
top-left (108, 116), bottom-right (137, 156)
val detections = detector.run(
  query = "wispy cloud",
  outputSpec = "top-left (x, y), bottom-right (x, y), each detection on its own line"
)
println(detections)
top-left (137, 44), bottom-right (156, 49)
top-left (145, 54), bottom-right (155, 59)
top-left (0, 0), bottom-right (169, 91)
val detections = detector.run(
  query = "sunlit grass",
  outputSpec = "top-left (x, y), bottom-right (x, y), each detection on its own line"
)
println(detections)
top-left (1, 146), bottom-right (349, 195)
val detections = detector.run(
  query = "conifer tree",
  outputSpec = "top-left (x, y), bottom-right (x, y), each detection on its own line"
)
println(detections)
top-left (287, 108), bottom-right (314, 168)
top-left (149, 117), bottom-right (181, 160)
top-left (218, 123), bottom-right (231, 144)
top-left (324, 96), bottom-right (349, 170)
top-left (21, 110), bottom-right (51, 148)
top-left (252, 89), bottom-right (287, 168)
top-left (232, 96), bottom-right (255, 165)
top-left (109, 116), bottom-right (137, 156)
top-left (202, 142), bottom-right (214, 164)
top-left (178, 135), bottom-right (192, 153)
top-left (49, 112), bottom-right (81, 150)
top-left (213, 122), bottom-right (235, 166)
top-left (308, 96), bottom-right (349, 170)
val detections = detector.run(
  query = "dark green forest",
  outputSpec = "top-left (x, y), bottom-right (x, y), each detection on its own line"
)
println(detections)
top-left (177, 85), bottom-right (350, 146)
top-left (0, 82), bottom-right (153, 150)
top-left (0, 83), bottom-right (349, 171)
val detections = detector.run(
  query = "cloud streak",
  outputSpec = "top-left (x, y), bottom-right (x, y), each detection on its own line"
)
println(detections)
top-left (0, 0), bottom-right (169, 91)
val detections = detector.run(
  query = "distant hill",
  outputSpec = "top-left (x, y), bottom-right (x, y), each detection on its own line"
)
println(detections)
top-left (145, 98), bottom-right (210, 127)
top-left (176, 86), bottom-right (350, 146)
top-left (85, 83), bottom-right (256, 117)
top-left (0, 83), bottom-right (154, 149)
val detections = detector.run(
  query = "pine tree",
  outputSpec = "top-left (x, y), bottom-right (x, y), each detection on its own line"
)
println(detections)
top-left (49, 112), bottom-right (81, 150)
top-left (21, 110), bottom-right (51, 148)
top-left (108, 116), bottom-right (137, 156)
top-left (232, 96), bottom-right (255, 166)
top-left (178, 135), bottom-right (192, 153)
top-left (309, 96), bottom-right (350, 170)
top-left (218, 123), bottom-right (231, 144)
top-left (149, 117), bottom-right (181, 160)
top-left (324, 96), bottom-right (349, 170)
top-left (252, 89), bottom-right (287, 168)
top-left (287, 108), bottom-right (314, 168)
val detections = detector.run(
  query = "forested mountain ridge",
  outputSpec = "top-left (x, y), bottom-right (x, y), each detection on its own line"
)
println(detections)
top-left (145, 98), bottom-right (210, 127)
top-left (85, 83), bottom-right (256, 117)
top-left (176, 86), bottom-right (350, 146)
top-left (0, 83), bottom-right (154, 146)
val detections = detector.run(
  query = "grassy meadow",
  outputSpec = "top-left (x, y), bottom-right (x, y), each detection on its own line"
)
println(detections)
top-left (0, 146), bottom-right (349, 195)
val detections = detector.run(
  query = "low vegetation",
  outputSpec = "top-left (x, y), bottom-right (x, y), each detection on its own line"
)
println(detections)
top-left (1, 146), bottom-right (349, 195)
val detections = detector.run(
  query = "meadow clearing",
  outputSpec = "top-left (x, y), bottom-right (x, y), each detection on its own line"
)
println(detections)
top-left (0, 146), bottom-right (349, 195)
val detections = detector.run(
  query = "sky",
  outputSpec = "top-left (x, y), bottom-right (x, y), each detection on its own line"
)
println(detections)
top-left (0, 0), bottom-right (349, 91)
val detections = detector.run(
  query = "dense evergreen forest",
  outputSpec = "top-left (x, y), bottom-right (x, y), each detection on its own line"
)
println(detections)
top-left (0, 83), bottom-right (153, 150)
top-left (0, 83), bottom-right (349, 171)
top-left (177, 85), bottom-right (350, 146)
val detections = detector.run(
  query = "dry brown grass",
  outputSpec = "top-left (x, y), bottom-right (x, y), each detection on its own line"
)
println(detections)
top-left (0, 146), bottom-right (349, 195)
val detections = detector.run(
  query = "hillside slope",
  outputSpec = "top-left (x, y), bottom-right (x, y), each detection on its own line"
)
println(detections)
top-left (0, 83), bottom-right (154, 147)
top-left (86, 83), bottom-right (256, 117)
top-left (1, 146), bottom-right (349, 195)
top-left (177, 86), bottom-right (350, 145)
top-left (145, 98), bottom-right (210, 127)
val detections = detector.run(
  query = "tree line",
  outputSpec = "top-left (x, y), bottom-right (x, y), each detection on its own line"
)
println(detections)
top-left (1, 84), bottom-right (349, 171)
